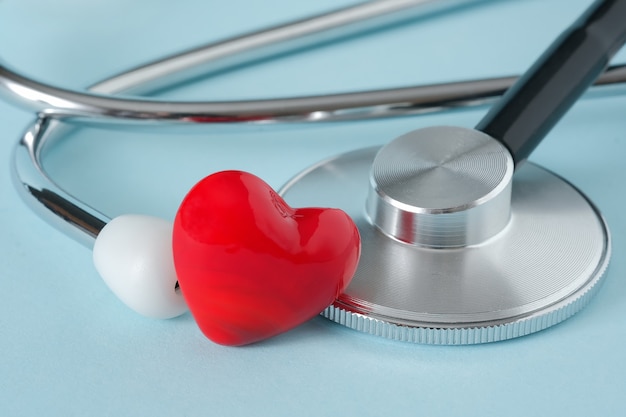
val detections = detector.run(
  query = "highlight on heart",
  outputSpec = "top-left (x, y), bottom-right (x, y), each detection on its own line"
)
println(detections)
top-left (93, 170), bottom-right (361, 346)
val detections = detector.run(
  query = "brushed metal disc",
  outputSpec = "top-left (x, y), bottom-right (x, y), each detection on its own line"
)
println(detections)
top-left (366, 126), bottom-right (514, 247)
top-left (279, 146), bottom-right (611, 344)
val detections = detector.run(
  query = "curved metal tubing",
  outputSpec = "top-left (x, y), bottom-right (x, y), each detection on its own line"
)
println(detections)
top-left (0, 0), bottom-right (454, 123)
top-left (1, 0), bottom-right (625, 124)
top-left (9, 0), bottom-right (626, 250)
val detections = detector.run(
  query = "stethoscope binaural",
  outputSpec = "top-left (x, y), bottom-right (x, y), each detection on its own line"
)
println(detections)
top-left (2, 0), bottom-right (626, 345)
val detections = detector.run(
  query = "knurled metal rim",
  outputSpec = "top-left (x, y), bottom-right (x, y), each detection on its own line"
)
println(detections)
top-left (322, 240), bottom-right (610, 345)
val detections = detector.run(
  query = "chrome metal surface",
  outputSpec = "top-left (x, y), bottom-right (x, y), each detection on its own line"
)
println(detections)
top-left (366, 126), bottom-right (513, 247)
top-left (0, 0), bottom-right (625, 123)
top-left (12, 119), bottom-right (108, 247)
top-left (279, 147), bottom-right (611, 344)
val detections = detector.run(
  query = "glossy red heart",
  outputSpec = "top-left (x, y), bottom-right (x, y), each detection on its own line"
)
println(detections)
top-left (172, 170), bottom-right (360, 346)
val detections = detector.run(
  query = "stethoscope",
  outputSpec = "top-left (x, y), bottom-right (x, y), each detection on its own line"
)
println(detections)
top-left (2, 0), bottom-right (626, 345)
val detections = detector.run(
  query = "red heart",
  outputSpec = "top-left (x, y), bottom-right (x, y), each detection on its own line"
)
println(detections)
top-left (172, 171), bottom-right (361, 346)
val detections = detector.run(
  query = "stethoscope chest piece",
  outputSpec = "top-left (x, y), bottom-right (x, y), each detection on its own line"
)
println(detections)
top-left (280, 126), bottom-right (611, 344)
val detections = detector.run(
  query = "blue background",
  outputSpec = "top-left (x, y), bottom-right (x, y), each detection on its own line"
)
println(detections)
top-left (1, 0), bottom-right (626, 416)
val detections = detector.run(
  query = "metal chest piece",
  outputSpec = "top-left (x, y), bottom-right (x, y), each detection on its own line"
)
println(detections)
top-left (279, 126), bottom-right (610, 344)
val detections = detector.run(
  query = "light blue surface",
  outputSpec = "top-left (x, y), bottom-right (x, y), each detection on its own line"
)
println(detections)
top-left (1, 1), bottom-right (626, 416)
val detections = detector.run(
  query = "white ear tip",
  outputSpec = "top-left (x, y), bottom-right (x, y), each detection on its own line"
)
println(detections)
top-left (93, 214), bottom-right (188, 319)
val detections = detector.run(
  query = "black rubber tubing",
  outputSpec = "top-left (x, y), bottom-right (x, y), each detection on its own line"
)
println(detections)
top-left (475, 0), bottom-right (626, 166)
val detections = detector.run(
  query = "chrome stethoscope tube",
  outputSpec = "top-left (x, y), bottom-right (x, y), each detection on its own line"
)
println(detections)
top-left (6, 0), bottom-right (626, 249)
top-left (1, 0), bottom-right (625, 124)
